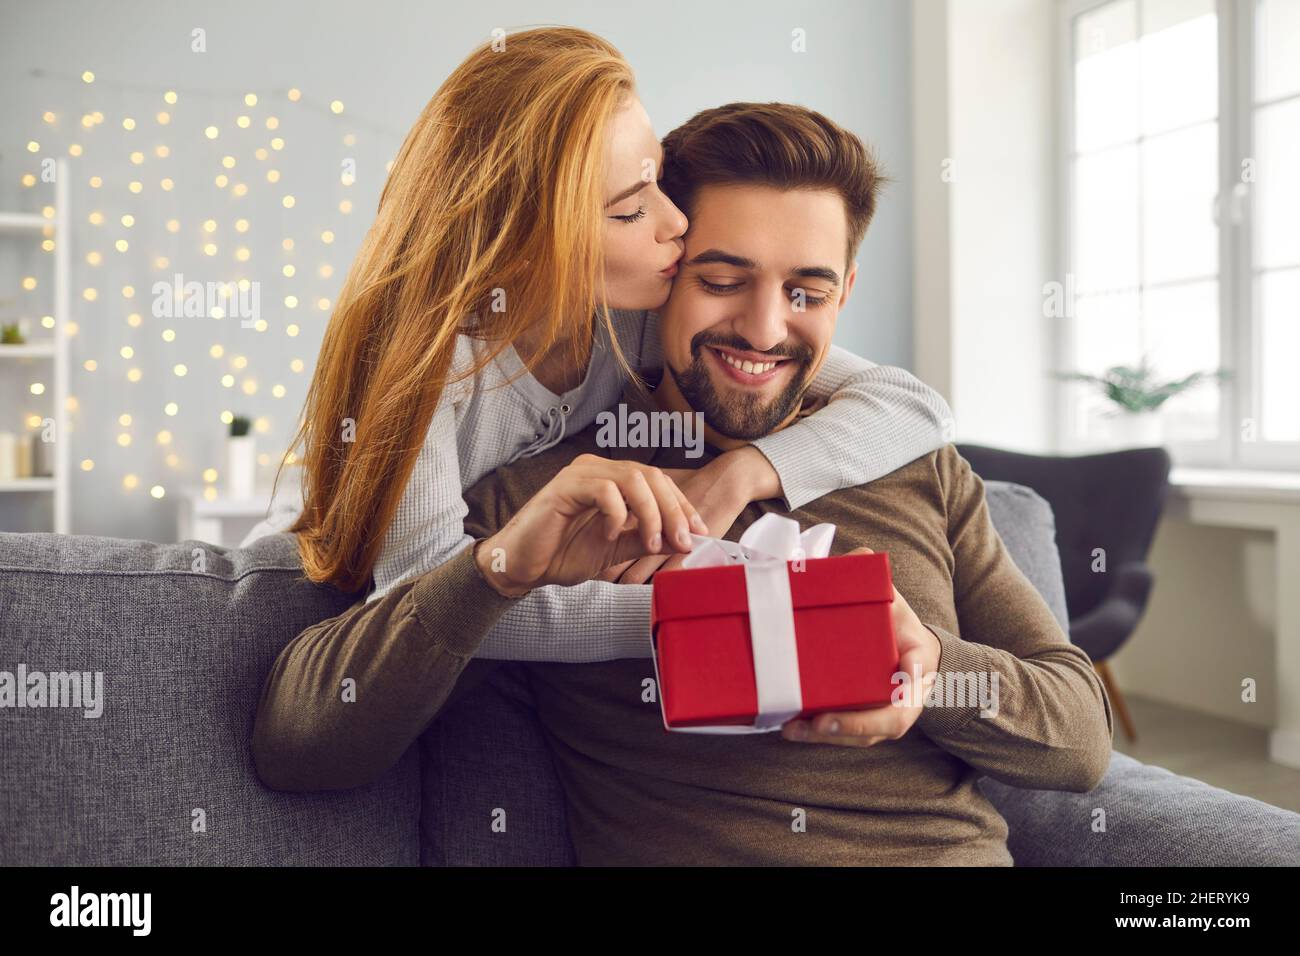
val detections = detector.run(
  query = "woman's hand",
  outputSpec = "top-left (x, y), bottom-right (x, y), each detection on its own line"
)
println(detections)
top-left (598, 446), bottom-right (781, 585)
top-left (476, 454), bottom-right (708, 597)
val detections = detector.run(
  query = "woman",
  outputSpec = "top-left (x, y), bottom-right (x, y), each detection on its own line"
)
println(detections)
top-left (259, 26), bottom-right (952, 662)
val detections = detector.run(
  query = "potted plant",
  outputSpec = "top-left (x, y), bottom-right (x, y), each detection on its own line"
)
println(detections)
top-left (1055, 357), bottom-right (1229, 447)
top-left (226, 415), bottom-right (256, 499)
top-left (1, 322), bottom-right (25, 345)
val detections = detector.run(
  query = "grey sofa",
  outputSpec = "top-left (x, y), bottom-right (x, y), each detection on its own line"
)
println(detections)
top-left (2, 481), bottom-right (1297, 866)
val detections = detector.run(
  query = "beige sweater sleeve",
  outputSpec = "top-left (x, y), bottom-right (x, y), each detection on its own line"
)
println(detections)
top-left (252, 544), bottom-right (520, 792)
top-left (913, 446), bottom-right (1115, 792)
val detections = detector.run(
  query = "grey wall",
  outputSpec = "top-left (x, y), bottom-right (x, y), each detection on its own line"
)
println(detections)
top-left (0, 0), bottom-right (914, 542)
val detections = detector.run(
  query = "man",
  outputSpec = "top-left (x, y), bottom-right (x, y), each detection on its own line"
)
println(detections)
top-left (253, 102), bottom-right (1113, 865)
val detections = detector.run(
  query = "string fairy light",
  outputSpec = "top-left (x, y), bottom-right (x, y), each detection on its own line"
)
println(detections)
top-left (15, 68), bottom-right (400, 502)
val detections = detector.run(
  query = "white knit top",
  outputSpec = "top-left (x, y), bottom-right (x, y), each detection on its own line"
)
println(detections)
top-left (242, 308), bottom-right (953, 661)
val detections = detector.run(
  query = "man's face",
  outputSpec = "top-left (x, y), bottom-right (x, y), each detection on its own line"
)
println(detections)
top-left (656, 184), bottom-right (858, 442)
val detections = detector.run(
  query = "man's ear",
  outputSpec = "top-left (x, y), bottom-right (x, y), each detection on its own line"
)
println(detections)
top-left (839, 260), bottom-right (859, 310)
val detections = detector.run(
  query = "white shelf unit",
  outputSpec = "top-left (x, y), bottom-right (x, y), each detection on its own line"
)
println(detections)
top-left (0, 159), bottom-right (71, 533)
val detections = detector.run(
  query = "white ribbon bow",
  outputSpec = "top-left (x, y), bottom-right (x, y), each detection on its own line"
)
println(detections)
top-left (673, 513), bottom-right (836, 733)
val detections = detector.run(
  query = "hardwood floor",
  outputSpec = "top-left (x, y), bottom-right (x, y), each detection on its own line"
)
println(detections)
top-left (1113, 695), bottom-right (1300, 813)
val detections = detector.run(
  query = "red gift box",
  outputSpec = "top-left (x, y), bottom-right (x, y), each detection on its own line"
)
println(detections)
top-left (650, 551), bottom-right (899, 731)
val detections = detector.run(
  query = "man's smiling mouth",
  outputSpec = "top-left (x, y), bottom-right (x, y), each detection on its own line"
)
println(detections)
top-left (707, 345), bottom-right (796, 384)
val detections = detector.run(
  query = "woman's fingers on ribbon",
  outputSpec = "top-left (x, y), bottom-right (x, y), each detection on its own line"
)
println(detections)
top-left (642, 464), bottom-right (705, 551)
top-left (568, 476), bottom-right (630, 544)
top-left (616, 468), bottom-right (667, 553)
top-left (570, 456), bottom-right (701, 554)
top-left (615, 463), bottom-right (696, 553)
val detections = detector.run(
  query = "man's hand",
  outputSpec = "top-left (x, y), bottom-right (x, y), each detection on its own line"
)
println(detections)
top-left (781, 546), bottom-right (941, 747)
top-left (598, 446), bottom-right (780, 584)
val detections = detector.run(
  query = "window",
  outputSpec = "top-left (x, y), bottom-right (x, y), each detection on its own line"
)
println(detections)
top-left (1061, 0), bottom-right (1300, 467)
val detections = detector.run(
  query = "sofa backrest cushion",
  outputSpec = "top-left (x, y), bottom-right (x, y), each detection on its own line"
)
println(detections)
top-left (0, 531), bottom-right (420, 866)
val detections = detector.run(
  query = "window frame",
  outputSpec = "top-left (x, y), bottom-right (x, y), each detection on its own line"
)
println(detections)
top-left (1056, 0), bottom-right (1300, 470)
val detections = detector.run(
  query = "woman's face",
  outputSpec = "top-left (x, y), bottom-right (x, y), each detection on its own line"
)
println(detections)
top-left (601, 95), bottom-right (689, 311)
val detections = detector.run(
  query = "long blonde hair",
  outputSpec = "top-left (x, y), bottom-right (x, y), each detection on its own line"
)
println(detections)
top-left (278, 27), bottom-right (636, 593)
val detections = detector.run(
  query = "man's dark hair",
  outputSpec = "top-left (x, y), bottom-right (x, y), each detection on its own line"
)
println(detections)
top-left (659, 102), bottom-right (887, 266)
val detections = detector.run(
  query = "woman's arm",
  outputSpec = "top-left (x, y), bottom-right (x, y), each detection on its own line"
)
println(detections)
top-left (749, 345), bottom-right (955, 510)
top-left (254, 454), bottom-right (691, 790)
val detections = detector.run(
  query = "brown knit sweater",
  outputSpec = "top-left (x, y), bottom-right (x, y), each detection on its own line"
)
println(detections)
top-left (253, 382), bottom-right (1114, 865)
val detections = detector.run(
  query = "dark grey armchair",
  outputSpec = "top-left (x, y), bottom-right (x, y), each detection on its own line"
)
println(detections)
top-left (956, 444), bottom-right (1173, 742)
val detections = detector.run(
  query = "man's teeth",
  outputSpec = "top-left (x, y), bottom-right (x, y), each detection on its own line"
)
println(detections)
top-left (718, 351), bottom-right (778, 375)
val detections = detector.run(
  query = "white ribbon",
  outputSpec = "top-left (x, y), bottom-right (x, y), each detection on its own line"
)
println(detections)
top-left (674, 513), bottom-right (836, 733)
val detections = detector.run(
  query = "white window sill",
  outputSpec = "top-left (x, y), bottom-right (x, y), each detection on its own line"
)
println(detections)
top-left (1170, 468), bottom-right (1300, 505)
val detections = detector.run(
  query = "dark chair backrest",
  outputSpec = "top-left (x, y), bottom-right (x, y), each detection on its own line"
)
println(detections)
top-left (955, 444), bottom-right (1172, 622)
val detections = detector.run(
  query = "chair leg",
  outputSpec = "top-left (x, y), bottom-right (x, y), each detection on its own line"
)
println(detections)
top-left (1095, 661), bottom-right (1138, 743)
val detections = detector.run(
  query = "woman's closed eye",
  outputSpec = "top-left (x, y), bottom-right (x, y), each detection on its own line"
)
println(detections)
top-left (609, 204), bottom-right (646, 223)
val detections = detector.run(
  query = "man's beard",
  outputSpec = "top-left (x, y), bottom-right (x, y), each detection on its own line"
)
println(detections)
top-left (667, 331), bottom-right (814, 441)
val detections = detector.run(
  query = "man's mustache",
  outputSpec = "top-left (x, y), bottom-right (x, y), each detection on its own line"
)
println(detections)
top-left (688, 332), bottom-right (814, 365)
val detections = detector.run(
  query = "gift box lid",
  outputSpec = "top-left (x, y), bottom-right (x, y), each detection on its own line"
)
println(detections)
top-left (650, 551), bottom-right (893, 634)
